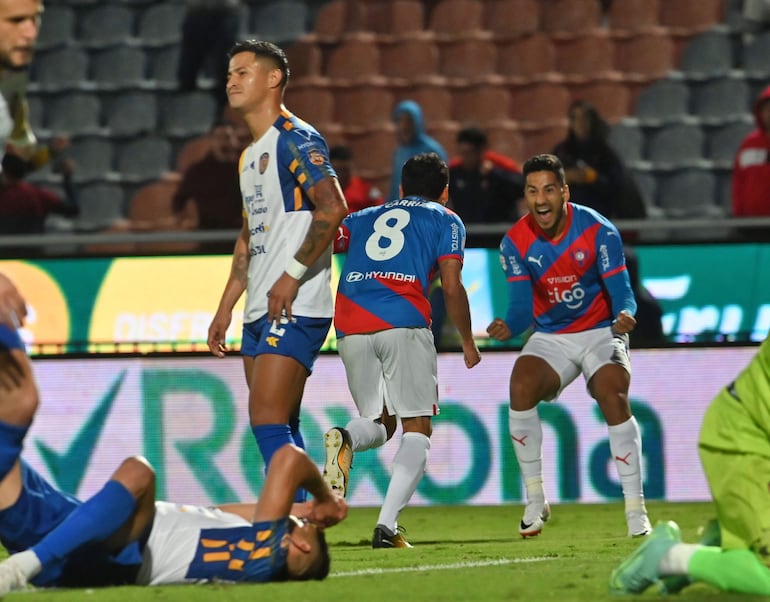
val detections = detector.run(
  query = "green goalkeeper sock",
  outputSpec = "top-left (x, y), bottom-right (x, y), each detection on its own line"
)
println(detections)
top-left (689, 547), bottom-right (770, 595)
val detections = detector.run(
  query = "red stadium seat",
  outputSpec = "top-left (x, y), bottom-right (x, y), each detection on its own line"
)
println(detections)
top-left (660, 0), bottom-right (724, 35)
top-left (438, 38), bottom-right (498, 81)
top-left (566, 81), bottom-right (632, 124)
top-left (608, 0), bottom-right (662, 35)
top-left (334, 85), bottom-right (395, 132)
top-left (509, 82), bottom-right (571, 125)
top-left (311, 0), bottom-right (365, 43)
top-left (428, 0), bottom-right (487, 39)
top-left (380, 38), bottom-right (441, 83)
top-left (347, 126), bottom-right (397, 174)
top-left (541, 0), bottom-right (603, 36)
top-left (452, 83), bottom-right (512, 125)
top-left (325, 38), bottom-right (384, 84)
top-left (483, 0), bottom-right (541, 41)
top-left (553, 33), bottom-right (617, 81)
top-left (496, 33), bottom-right (560, 83)
top-left (284, 40), bottom-right (324, 83)
top-left (613, 31), bottom-right (675, 81)
top-left (284, 84), bottom-right (336, 126)
top-left (486, 120), bottom-right (525, 164)
top-left (365, 1), bottom-right (426, 38)
top-left (521, 123), bottom-right (569, 158)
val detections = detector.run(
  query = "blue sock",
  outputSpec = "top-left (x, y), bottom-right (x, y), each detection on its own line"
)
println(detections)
top-left (32, 480), bottom-right (137, 566)
top-left (0, 325), bottom-right (24, 351)
top-left (251, 423), bottom-right (306, 503)
top-left (289, 417), bottom-right (307, 503)
top-left (0, 420), bottom-right (28, 481)
top-left (289, 416), bottom-right (305, 451)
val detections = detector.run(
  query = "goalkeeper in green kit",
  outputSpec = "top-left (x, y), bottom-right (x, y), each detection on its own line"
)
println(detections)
top-left (611, 336), bottom-right (770, 595)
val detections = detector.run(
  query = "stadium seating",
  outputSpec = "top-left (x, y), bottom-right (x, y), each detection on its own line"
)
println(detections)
top-left (23, 0), bottom-right (747, 230)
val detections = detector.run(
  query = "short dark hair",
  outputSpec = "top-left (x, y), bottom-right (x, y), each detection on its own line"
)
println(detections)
top-left (329, 145), bottom-right (353, 162)
top-left (400, 152), bottom-right (448, 201)
top-left (456, 126), bottom-right (488, 149)
top-left (295, 529), bottom-right (330, 581)
top-left (228, 40), bottom-right (290, 90)
top-left (522, 153), bottom-right (566, 186)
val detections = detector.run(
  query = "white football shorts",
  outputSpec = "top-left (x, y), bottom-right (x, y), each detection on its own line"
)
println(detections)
top-left (338, 327), bottom-right (439, 419)
top-left (520, 327), bottom-right (631, 399)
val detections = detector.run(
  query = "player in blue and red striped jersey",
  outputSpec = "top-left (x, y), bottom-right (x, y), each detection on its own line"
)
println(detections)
top-left (487, 154), bottom-right (650, 539)
top-left (323, 153), bottom-right (481, 548)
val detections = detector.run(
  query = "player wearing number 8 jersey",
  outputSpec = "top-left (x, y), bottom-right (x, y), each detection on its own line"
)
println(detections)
top-left (487, 154), bottom-right (650, 539)
top-left (324, 153), bottom-right (481, 548)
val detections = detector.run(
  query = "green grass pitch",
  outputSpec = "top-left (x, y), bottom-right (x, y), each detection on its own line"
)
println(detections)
top-left (2, 501), bottom-right (763, 601)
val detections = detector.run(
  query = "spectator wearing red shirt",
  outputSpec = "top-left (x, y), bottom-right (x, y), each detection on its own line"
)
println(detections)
top-left (0, 151), bottom-right (77, 234)
top-left (329, 145), bottom-right (384, 214)
top-left (733, 85), bottom-right (770, 217)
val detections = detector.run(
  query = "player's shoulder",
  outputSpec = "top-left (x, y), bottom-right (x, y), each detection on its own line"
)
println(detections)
top-left (276, 110), bottom-right (326, 145)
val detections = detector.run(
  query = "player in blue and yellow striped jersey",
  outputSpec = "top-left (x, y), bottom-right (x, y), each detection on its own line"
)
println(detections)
top-left (0, 275), bottom-right (346, 593)
top-left (207, 41), bottom-right (348, 503)
top-left (487, 154), bottom-right (650, 539)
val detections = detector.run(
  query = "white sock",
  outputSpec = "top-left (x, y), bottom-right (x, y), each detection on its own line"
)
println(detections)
top-left (376, 432), bottom-right (430, 531)
top-left (658, 543), bottom-right (701, 575)
top-left (9, 550), bottom-right (42, 579)
top-left (608, 416), bottom-right (646, 514)
top-left (345, 416), bottom-right (387, 452)
top-left (509, 407), bottom-right (545, 503)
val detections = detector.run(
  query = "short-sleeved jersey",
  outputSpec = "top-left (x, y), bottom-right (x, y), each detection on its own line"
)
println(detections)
top-left (138, 502), bottom-right (290, 585)
top-left (185, 519), bottom-right (290, 582)
top-left (500, 202), bottom-right (632, 334)
top-left (239, 110), bottom-right (336, 323)
top-left (334, 196), bottom-right (465, 337)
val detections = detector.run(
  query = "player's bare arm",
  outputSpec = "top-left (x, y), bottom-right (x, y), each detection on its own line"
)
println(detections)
top-left (267, 176), bottom-right (348, 323)
top-left (486, 318), bottom-right (512, 341)
top-left (0, 273), bottom-right (26, 329)
top-left (208, 220), bottom-right (250, 357)
top-left (439, 258), bottom-right (481, 369)
top-left (253, 444), bottom-right (347, 527)
top-left (612, 310), bottom-right (637, 335)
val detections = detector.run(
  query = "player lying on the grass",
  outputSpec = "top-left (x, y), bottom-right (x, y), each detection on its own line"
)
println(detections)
top-left (0, 305), bottom-right (346, 594)
top-left (610, 335), bottom-right (770, 596)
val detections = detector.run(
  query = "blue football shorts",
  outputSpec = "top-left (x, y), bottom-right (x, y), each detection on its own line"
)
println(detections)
top-left (241, 315), bottom-right (332, 373)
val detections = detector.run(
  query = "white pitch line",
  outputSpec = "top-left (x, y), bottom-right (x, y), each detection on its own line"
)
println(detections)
top-left (331, 556), bottom-right (555, 577)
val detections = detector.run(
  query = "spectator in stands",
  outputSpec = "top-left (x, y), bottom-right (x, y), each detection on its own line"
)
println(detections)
top-left (389, 100), bottom-right (447, 201)
top-left (732, 84), bottom-right (770, 217)
top-left (743, 0), bottom-right (770, 33)
top-left (178, 0), bottom-right (241, 118)
top-left (329, 145), bottom-right (384, 214)
top-left (0, 151), bottom-right (78, 235)
top-left (623, 245), bottom-right (664, 347)
top-left (552, 100), bottom-right (644, 220)
top-left (448, 126), bottom-right (524, 224)
top-left (0, 0), bottom-right (48, 174)
top-left (117, 122), bottom-right (248, 232)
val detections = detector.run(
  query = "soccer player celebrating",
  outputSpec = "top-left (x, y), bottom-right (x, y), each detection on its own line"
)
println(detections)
top-left (611, 336), bottom-right (770, 596)
top-left (487, 154), bottom-right (650, 538)
top-left (207, 41), bottom-right (348, 500)
top-left (0, 278), bottom-right (346, 593)
top-left (323, 153), bottom-right (481, 548)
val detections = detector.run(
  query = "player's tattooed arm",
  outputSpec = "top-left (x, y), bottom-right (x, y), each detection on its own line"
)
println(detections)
top-left (294, 177), bottom-right (348, 265)
top-left (268, 177), bottom-right (347, 322)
